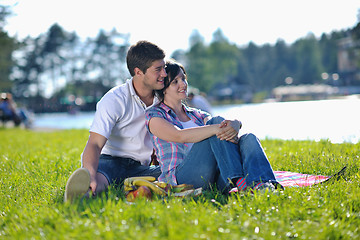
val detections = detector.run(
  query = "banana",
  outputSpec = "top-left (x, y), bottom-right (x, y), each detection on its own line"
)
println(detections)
top-left (124, 176), bottom-right (156, 187)
top-left (154, 181), bottom-right (169, 189)
top-left (171, 184), bottom-right (194, 193)
top-left (173, 187), bottom-right (202, 197)
top-left (123, 177), bottom-right (201, 198)
top-left (124, 185), bottom-right (136, 192)
top-left (132, 179), bottom-right (168, 196)
top-left (136, 176), bottom-right (156, 182)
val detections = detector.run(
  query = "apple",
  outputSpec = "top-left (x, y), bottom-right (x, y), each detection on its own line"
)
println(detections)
top-left (126, 186), bottom-right (152, 202)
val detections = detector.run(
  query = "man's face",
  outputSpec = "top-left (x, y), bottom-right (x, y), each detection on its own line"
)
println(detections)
top-left (142, 59), bottom-right (167, 90)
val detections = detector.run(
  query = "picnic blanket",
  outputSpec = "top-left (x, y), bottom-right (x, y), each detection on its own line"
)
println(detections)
top-left (274, 171), bottom-right (329, 187)
top-left (274, 166), bottom-right (346, 187)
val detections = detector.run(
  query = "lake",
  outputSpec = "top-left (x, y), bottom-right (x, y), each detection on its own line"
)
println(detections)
top-left (33, 98), bottom-right (360, 144)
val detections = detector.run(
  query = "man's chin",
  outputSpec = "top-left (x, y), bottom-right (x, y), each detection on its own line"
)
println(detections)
top-left (155, 83), bottom-right (164, 89)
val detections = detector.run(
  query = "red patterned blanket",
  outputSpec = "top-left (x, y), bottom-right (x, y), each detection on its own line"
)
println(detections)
top-left (274, 171), bottom-right (329, 187)
top-left (275, 166), bottom-right (346, 187)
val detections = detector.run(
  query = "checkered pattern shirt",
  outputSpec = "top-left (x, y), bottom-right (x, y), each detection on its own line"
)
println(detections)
top-left (145, 102), bottom-right (210, 185)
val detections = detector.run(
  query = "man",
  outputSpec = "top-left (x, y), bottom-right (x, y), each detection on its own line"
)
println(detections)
top-left (64, 41), bottom-right (167, 202)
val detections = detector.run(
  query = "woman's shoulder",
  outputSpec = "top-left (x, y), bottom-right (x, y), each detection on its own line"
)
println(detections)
top-left (148, 102), bottom-right (171, 112)
top-left (184, 105), bottom-right (210, 118)
top-left (146, 103), bottom-right (168, 119)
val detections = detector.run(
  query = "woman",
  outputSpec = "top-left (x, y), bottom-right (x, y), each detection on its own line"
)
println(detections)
top-left (145, 60), bottom-right (282, 193)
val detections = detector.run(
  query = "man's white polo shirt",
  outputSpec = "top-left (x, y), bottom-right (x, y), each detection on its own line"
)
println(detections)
top-left (90, 78), bottom-right (159, 166)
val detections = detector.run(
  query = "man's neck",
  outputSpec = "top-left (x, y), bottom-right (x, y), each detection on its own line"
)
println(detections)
top-left (132, 78), bottom-right (154, 107)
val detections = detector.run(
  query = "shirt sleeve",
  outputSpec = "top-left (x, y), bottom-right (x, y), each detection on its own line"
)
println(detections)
top-left (90, 92), bottom-right (124, 139)
top-left (198, 108), bottom-right (211, 120)
top-left (145, 106), bottom-right (165, 131)
top-left (188, 107), bottom-right (210, 125)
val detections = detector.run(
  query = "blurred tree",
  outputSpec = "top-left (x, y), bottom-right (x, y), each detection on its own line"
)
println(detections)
top-left (186, 29), bottom-right (239, 93)
top-left (11, 25), bottom-right (130, 112)
top-left (293, 33), bottom-right (324, 84)
top-left (83, 29), bottom-right (130, 87)
top-left (272, 39), bottom-right (294, 87)
top-left (189, 29), bottom-right (205, 48)
top-left (0, 5), bottom-right (16, 91)
top-left (13, 26), bottom-right (129, 95)
top-left (41, 23), bottom-right (67, 94)
top-left (7, 13), bottom-right (358, 111)
top-left (186, 30), bottom-right (209, 92)
top-left (234, 52), bottom-right (250, 86)
top-left (12, 36), bottom-right (45, 98)
top-left (242, 41), bottom-right (261, 89)
top-left (185, 27), bottom-right (353, 99)
top-left (319, 33), bottom-right (338, 74)
top-left (207, 29), bottom-right (239, 89)
top-left (11, 24), bottom-right (68, 99)
top-left (170, 49), bottom-right (187, 65)
top-left (351, 21), bottom-right (360, 71)
top-left (61, 32), bottom-right (82, 84)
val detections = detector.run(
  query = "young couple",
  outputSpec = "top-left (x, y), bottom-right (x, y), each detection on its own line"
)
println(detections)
top-left (64, 41), bottom-right (281, 202)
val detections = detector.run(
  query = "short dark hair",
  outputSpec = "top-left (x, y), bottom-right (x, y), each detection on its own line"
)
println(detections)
top-left (126, 40), bottom-right (166, 76)
top-left (156, 59), bottom-right (187, 101)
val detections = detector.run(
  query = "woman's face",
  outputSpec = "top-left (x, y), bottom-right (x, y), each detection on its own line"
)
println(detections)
top-left (163, 69), bottom-right (188, 102)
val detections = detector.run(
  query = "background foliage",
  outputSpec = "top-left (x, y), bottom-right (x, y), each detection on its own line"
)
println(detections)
top-left (1, 5), bottom-right (360, 112)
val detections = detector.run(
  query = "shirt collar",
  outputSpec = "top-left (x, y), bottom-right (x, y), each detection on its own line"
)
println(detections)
top-left (128, 78), bottom-right (137, 96)
top-left (128, 78), bottom-right (160, 107)
top-left (183, 104), bottom-right (195, 112)
top-left (159, 102), bottom-right (195, 114)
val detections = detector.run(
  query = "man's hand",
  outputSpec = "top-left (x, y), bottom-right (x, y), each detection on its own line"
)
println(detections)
top-left (89, 177), bottom-right (97, 196)
top-left (216, 119), bottom-right (242, 142)
top-left (82, 132), bottom-right (107, 196)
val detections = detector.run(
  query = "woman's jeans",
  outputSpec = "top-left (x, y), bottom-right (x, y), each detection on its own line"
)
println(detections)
top-left (176, 116), bottom-right (277, 192)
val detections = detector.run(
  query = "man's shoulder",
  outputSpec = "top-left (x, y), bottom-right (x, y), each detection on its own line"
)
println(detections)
top-left (103, 81), bottom-right (132, 99)
top-left (95, 84), bottom-right (131, 114)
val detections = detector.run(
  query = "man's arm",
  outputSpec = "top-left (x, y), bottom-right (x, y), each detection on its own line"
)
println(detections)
top-left (82, 131), bottom-right (107, 193)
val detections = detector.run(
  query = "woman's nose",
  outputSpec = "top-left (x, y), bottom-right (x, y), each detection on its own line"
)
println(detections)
top-left (180, 79), bottom-right (187, 87)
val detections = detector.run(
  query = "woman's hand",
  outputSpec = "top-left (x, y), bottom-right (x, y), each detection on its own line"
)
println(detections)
top-left (216, 119), bottom-right (242, 142)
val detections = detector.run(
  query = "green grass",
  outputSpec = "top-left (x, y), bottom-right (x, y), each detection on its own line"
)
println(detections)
top-left (1, 128), bottom-right (359, 239)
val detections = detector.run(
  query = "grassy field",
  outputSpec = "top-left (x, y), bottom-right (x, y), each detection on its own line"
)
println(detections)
top-left (0, 128), bottom-right (359, 239)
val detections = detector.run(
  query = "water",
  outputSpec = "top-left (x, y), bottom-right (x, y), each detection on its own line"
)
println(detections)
top-left (34, 111), bottom-right (95, 129)
top-left (213, 98), bottom-right (360, 144)
top-left (33, 98), bottom-right (360, 144)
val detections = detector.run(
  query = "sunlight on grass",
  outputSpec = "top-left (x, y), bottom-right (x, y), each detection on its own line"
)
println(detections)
top-left (1, 128), bottom-right (359, 239)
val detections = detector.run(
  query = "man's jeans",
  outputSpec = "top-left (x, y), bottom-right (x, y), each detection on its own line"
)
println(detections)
top-left (176, 116), bottom-right (277, 191)
top-left (98, 154), bottom-right (161, 185)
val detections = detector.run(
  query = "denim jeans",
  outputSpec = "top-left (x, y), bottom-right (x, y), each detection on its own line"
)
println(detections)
top-left (176, 116), bottom-right (277, 192)
top-left (98, 154), bottom-right (161, 185)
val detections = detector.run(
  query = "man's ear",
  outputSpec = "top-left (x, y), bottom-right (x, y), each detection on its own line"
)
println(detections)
top-left (134, 67), bottom-right (144, 76)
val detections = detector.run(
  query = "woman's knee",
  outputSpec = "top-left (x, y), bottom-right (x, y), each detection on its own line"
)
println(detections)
top-left (239, 133), bottom-right (259, 146)
top-left (206, 116), bottom-right (225, 125)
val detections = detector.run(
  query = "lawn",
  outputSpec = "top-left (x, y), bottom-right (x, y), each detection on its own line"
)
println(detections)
top-left (0, 128), bottom-right (359, 239)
